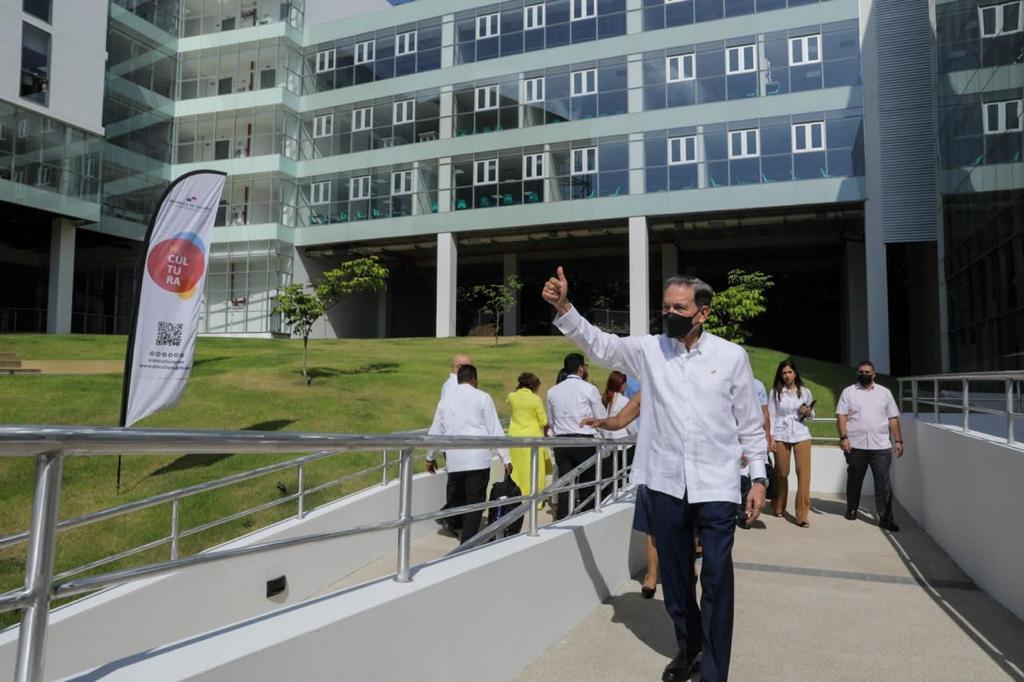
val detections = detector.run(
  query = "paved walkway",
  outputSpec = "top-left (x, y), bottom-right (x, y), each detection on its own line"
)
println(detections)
top-left (517, 495), bottom-right (1024, 681)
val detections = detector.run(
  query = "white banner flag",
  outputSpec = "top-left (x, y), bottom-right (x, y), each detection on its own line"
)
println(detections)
top-left (120, 171), bottom-right (226, 427)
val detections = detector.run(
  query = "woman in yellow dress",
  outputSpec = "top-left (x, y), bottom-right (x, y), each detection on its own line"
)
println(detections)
top-left (506, 372), bottom-right (550, 499)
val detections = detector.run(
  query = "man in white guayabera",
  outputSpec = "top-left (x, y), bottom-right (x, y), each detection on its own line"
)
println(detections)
top-left (542, 268), bottom-right (767, 682)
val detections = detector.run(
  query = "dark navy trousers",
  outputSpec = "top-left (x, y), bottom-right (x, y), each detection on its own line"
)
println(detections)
top-left (647, 488), bottom-right (737, 682)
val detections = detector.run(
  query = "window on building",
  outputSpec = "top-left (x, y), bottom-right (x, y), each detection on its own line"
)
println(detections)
top-left (475, 159), bottom-right (498, 184)
top-left (311, 181), bottom-right (330, 204)
top-left (571, 69), bottom-right (597, 96)
top-left (316, 49), bottom-right (335, 73)
top-left (313, 114), bottom-right (334, 138)
top-left (392, 170), bottom-right (414, 195)
top-left (23, 0), bottom-right (51, 23)
top-left (354, 40), bottom-right (375, 64)
top-left (792, 121), bottom-right (825, 152)
top-left (350, 175), bottom-right (371, 199)
top-left (668, 136), bottom-right (697, 164)
top-left (523, 76), bottom-right (545, 103)
top-left (475, 84), bottom-right (499, 110)
top-left (524, 3), bottom-right (545, 29)
top-left (394, 99), bottom-right (415, 124)
top-left (20, 23), bottom-right (50, 104)
top-left (983, 99), bottom-right (1023, 133)
top-left (476, 13), bottom-right (500, 39)
top-left (666, 54), bottom-right (695, 83)
top-left (571, 0), bottom-right (597, 20)
top-left (980, 2), bottom-right (1023, 37)
top-left (396, 31), bottom-right (417, 56)
top-left (524, 153), bottom-right (544, 178)
top-left (789, 34), bottom-right (821, 65)
top-left (352, 106), bottom-right (372, 131)
top-left (726, 45), bottom-right (757, 74)
top-left (728, 129), bottom-right (759, 158)
top-left (571, 147), bottom-right (598, 174)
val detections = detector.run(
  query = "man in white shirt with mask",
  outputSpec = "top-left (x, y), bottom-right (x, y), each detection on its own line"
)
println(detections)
top-left (428, 364), bottom-right (511, 544)
top-left (542, 268), bottom-right (767, 682)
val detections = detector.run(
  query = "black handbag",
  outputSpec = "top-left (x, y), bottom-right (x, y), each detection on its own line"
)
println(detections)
top-left (764, 453), bottom-right (780, 501)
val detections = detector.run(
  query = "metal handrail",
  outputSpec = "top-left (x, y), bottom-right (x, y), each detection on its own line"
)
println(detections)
top-left (897, 372), bottom-right (1023, 445)
top-left (0, 426), bottom-right (635, 682)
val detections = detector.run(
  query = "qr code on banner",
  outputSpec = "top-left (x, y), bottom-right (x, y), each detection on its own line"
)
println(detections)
top-left (156, 321), bottom-right (183, 347)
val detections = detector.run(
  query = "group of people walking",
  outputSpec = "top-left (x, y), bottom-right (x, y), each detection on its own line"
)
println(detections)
top-left (428, 268), bottom-right (905, 682)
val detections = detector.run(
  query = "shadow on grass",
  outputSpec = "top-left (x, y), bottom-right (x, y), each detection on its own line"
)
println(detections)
top-left (192, 356), bottom-right (232, 367)
top-left (149, 419), bottom-right (297, 477)
top-left (305, 363), bottom-right (399, 380)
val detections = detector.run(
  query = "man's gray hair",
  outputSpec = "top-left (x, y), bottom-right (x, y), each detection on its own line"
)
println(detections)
top-left (664, 275), bottom-right (714, 308)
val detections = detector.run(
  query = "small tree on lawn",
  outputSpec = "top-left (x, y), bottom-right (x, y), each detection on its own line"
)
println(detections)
top-left (462, 275), bottom-right (522, 346)
top-left (704, 269), bottom-right (774, 344)
top-left (274, 256), bottom-right (389, 383)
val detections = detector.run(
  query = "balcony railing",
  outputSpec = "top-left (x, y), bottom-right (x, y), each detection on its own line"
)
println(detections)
top-left (0, 426), bottom-right (634, 682)
top-left (897, 372), bottom-right (1024, 445)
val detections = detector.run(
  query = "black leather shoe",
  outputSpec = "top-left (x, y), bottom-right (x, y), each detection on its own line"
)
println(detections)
top-left (662, 650), bottom-right (699, 681)
top-left (844, 510), bottom-right (857, 520)
top-left (879, 520), bottom-right (900, 532)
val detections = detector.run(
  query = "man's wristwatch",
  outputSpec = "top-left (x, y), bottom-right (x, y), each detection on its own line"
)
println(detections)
top-left (751, 477), bottom-right (769, 487)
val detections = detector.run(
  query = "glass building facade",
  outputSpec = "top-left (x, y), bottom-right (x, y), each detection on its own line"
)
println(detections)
top-left (936, 0), bottom-right (1024, 370)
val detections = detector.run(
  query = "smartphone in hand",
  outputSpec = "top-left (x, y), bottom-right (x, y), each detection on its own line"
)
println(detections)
top-left (798, 399), bottom-right (817, 422)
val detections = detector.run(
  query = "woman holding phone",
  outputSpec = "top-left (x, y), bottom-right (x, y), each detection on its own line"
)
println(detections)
top-left (769, 360), bottom-right (815, 527)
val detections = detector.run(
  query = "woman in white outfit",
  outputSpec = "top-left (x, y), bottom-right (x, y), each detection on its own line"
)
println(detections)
top-left (769, 360), bottom-right (815, 527)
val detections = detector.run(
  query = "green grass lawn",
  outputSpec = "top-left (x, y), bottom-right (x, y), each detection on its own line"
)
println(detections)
top-left (0, 333), bottom-right (864, 628)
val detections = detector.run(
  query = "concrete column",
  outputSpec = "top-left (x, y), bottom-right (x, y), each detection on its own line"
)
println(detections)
top-left (441, 15), bottom-right (455, 68)
top-left (627, 55), bottom-right (643, 114)
top-left (436, 232), bottom-right (457, 338)
top-left (626, 0), bottom-right (643, 33)
top-left (503, 252), bottom-right (518, 336)
top-left (438, 156), bottom-right (452, 212)
top-left (864, 231), bottom-right (890, 374)
top-left (377, 288), bottom-right (388, 338)
top-left (844, 240), bottom-right (869, 366)
top-left (439, 85), bottom-right (454, 139)
top-left (661, 242), bottom-right (678, 284)
top-left (628, 132), bottom-right (644, 195)
top-left (46, 218), bottom-right (75, 334)
top-left (628, 217), bottom-right (649, 337)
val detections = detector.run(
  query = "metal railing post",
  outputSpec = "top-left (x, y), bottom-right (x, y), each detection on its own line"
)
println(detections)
top-left (170, 499), bottom-right (180, 561)
top-left (1007, 378), bottom-right (1015, 444)
top-left (593, 451), bottom-right (603, 513)
top-left (395, 448), bottom-right (414, 583)
top-left (962, 378), bottom-right (970, 432)
top-left (296, 463), bottom-right (305, 520)
top-left (612, 446), bottom-right (620, 499)
top-left (933, 379), bottom-right (939, 423)
top-left (381, 449), bottom-right (388, 487)
top-left (911, 380), bottom-right (919, 416)
top-left (899, 380), bottom-right (904, 409)
top-left (14, 451), bottom-right (64, 682)
top-left (528, 447), bottom-right (539, 537)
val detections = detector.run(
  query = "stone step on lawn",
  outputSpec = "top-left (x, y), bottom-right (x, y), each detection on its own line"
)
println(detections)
top-left (0, 360), bottom-right (24, 369)
top-left (2, 368), bottom-right (41, 375)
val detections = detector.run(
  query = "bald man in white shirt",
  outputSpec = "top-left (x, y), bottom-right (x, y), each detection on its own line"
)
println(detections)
top-left (428, 364), bottom-right (511, 544)
top-left (543, 268), bottom-right (767, 682)
top-left (441, 353), bottom-right (473, 401)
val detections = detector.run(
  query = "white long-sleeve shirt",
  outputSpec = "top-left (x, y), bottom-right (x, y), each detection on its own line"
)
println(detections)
top-left (768, 386), bottom-right (815, 443)
top-left (427, 383), bottom-right (510, 471)
top-left (554, 306), bottom-right (767, 504)
top-left (545, 374), bottom-right (604, 436)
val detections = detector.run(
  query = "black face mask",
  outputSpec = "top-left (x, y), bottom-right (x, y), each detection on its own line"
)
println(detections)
top-left (857, 373), bottom-right (873, 387)
top-left (663, 312), bottom-right (697, 339)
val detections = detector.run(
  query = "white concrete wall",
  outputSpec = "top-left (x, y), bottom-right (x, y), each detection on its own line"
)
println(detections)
top-left (65, 502), bottom-right (646, 682)
top-left (790, 445), bottom-right (872, 497)
top-left (894, 417), bottom-right (1024, 621)
top-left (0, 0), bottom-right (108, 135)
top-left (0, 473), bottom-right (448, 682)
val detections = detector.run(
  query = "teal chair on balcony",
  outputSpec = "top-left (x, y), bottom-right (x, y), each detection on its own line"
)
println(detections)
top-left (371, 207), bottom-right (382, 218)
top-left (338, 211), bottom-right (349, 222)
top-left (525, 191), bottom-right (541, 203)
top-left (456, 198), bottom-right (468, 210)
top-left (479, 196), bottom-right (491, 207)
top-left (356, 210), bottom-right (366, 220)
top-left (431, 202), bottom-right (439, 213)
top-left (502, 193), bottom-right (514, 205)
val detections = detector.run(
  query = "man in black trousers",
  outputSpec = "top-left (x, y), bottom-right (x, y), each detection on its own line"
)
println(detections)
top-left (836, 360), bottom-right (904, 532)
top-left (545, 353), bottom-right (604, 519)
top-left (544, 268), bottom-right (768, 682)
